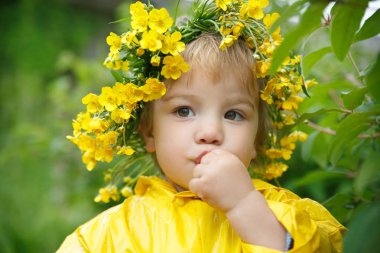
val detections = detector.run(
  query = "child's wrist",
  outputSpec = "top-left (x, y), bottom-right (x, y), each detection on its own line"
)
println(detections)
top-left (225, 189), bottom-right (261, 216)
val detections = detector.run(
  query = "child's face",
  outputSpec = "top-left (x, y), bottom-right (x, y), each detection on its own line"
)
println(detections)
top-left (144, 66), bottom-right (258, 190)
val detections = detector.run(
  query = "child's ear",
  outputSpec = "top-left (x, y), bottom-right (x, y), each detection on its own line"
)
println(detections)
top-left (143, 131), bottom-right (156, 153)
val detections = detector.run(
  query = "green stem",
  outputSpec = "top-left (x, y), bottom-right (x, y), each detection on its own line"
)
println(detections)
top-left (348, 51), bottom-right (364, 85)
top-left (274, 178), bottom-right (282, 187)
top-left (174, 0), bottom-right (181, 25)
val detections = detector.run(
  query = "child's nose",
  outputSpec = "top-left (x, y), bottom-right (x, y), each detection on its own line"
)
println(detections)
top-left (195, 119), bottom-right (223, 145)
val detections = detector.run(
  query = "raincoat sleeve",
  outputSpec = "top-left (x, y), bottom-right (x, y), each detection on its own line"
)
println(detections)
top-left (56, 232), bottom-right (87, 253)
top-left (239, 180), bottom-right (346, 253)
top-left (56, 204), bottom-right (136, 253)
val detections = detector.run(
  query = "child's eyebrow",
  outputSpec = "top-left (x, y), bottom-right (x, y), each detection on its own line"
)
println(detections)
top-left (162, 93), bottom-right (255, 110)
top-left (161, 93), bottom-right (197, 102)
top-left (226, 97), bottom-right (256, 110)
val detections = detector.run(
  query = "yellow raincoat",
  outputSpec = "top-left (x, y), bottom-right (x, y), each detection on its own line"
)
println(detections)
top-left (57, 176), bottom-right (345, 252)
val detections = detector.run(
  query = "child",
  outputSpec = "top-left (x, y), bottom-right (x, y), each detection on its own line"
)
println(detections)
top-left (59, 1), bottom-right (345, 252)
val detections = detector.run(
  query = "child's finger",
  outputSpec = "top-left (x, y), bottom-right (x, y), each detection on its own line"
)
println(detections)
top-left (199, 150), bottom-right (218, 164)
top-left (188, 178), bottom-right (203, 198)
top-left (192, 164), bottom-right (206, 178)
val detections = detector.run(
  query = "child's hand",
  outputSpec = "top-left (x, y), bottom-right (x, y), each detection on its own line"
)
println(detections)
top-left (188, 149), bottom-right (255, 212)
top-left (189, 149), bottom-right (286, 249)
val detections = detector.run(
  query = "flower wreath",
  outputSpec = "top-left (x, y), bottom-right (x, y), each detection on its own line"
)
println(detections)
top-left (67, 0), bottom-right (315, 203)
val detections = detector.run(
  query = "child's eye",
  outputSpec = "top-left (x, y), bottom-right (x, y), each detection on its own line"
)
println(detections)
top-left (225, 110), bottom-right (244, 121)
top-left (175, 107), bottom-right (194, 118)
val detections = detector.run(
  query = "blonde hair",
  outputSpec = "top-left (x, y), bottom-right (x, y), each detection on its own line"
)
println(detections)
top-left (140, 34), bottom-right (266, 151)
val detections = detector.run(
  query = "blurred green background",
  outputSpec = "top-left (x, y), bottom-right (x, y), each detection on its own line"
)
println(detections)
top-left (1, 0), bottom-right (379, 252)
top-left (0, 0), bottom-right (113, 251)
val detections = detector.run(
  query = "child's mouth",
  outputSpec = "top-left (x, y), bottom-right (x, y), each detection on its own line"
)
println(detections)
top-left (194, 151), bottom-right (209, 164)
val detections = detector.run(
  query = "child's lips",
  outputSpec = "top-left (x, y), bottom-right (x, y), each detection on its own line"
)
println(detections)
top-left (194, 151), bottom-right (209, 165)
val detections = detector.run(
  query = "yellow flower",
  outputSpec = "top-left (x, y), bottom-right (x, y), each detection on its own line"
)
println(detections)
top-left (216, 0), bottom-right (233, 11)
top-left (123, 176), bottom-right (134, 184)
top-left (106, 32), bottom-right (122, 53)
top-left (280, 136), bottom-right (296, 150)
top-left (99, 86), bottom-right (118, 111)
top-left (283, 113), bottom-right (295, 125)
top-left (161, 31), bottom-right (185, 55)
top-left (103, 53), bottom-right (117, 69)
top-left (265, 148), bottom-right (283, 159)
top-left (150, 55), bottom-right (161, 66)
top-left (95, 131), bottom-right (119, 163)
top-left (140, 78), bottom-right (166, 101)
top-left (259, 38), bottom-right (277, 56)
top-left (121, 30), bottom-right (139, 48)
top-left (246, 0), bottom-right (269, 20)
top-left (220, 35), bottom-right (238, 50)
top-left (82, 150), bottom-right (96, 171)
top-left (130, 2), bottom-right (148, 32)
top-left (282, 149), bottom-right (292, 160)
top-left (103, 172), bottom-right (112, 182)
top-left (82, 93), bottom-right (102, 113)
top-left (130, 1), bottom-right (145, 15)
top-left (99, 131), bottom-right (119, 146)
top-left (282, 94), bottom-right (304, 111)
top-left (103, 49), bottom-right (129, 70)
top-left (114, 82), bottom-right (143, 105)
top-left (271, 28), bottom-right (283, 45)
top-left (75, 112), bottom-right (91, 132)
top-left (77, 133), bottom-right (96, 152)
top-left (245, 37), bottom-right (255, 49)
top-left (305, 79), bottom-right (318, 88)
top-left (289, 131), bottom-right (308, 142)
top-left (263, 13), bottom-right (280, 28)
top-left (273, 122), bottom-right (284, 129)
top-left (114, 60), bottom-right (130, 71)
top-left (232, 22), bottom-right (244, 36)
top-left (117, 145), bottom-right (135, 156)
top-left (71, 120), bottom-right (81, 137)
top-left (265, 148), bottom-right (292, 160)
top-left (121, 186), bottom-right (133, 198)
top-left (161, 55), bottom-right (190, 80)
top-left (111, 108), bottom-right (131, 123)
top-left (148, 8), bottom-right (173, 34)
top-left (136, 47), bottom-right (145, 56)
top-left (220, 25), bottom-right (232, 36)
top-left (265, 162), bottom-right (288, 180)
top-left (88, 117), bottom-right (109, 134)
top-left (256, 59), bottom-right (271, 78)
top-left (260, 79), bottom-right (275, 104)
top-left (290, 55), bottom-right (301, 65)
top-left (140, 30), bottom-right (162, 52)
top-left (94, 185), bottom-right (120, 203)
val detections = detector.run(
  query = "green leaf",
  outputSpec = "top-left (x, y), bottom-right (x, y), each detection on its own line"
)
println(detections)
top-left (292, 170), bottom-right (345, 187)
top-left (301, 131), bottom-right (318, 161)
top-left (328, 111), bottom-right (379, 165)
top-left (355, 9), bottom-right (380, 42)
top-left (296, 108), bottom-right (344, 125)
top-left (354, 151), bottom-right (380, 195)
top-left (366, 52), bottom-right (380, 101)
top-left (269, 2), bottom-right (328, 75)
top-left (302, 47), bottom-right (332, 77)
top-left (344, 202), bottom-right (380, 253)
top-left (323, 193), bottom-right (353, 223)
top-left (330, 0), bottom-right (369, 61)
top-left (301, 131), bottom-right (333, 168)
top-left (111, 70), bottom-right (124, 83)
top-left (109, 17), bottom-right (130, 24)
top-left (269, 0), bottom-right (308, 33)
top-left (341, 87), bottom-right (367, 110)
